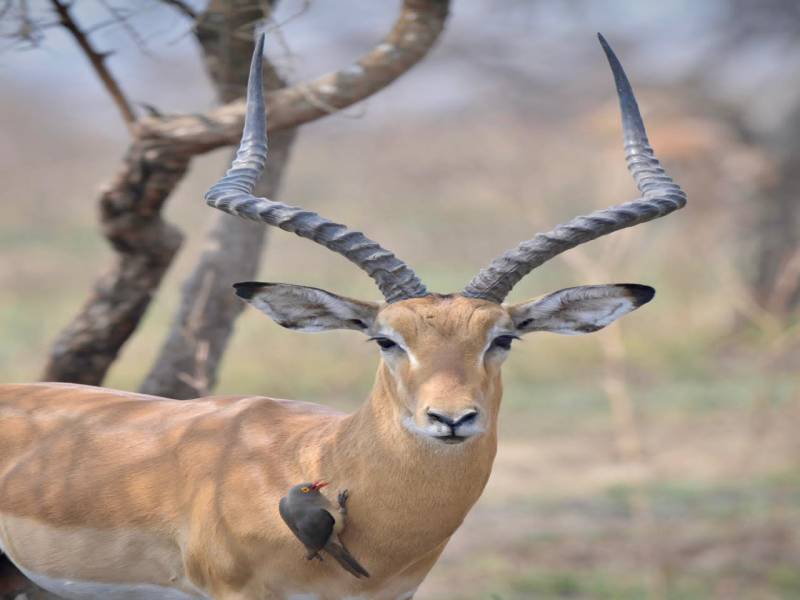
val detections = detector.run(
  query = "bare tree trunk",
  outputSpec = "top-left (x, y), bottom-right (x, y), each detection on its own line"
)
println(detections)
top-left (140, 0), bottom-right (296, 399)
top-left (752, 106), bottom-right (800, 317)
top-left (138, 130), bottom-right (294, 398)
top-left (40, 145), bottom-right (186, 384)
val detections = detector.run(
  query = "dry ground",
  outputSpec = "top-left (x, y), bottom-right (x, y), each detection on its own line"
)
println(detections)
top-left (418, 395), bottom-right (800, 599)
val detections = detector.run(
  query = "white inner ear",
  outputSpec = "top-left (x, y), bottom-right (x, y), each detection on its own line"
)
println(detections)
top-left (511, 285), bottom-right (647, 335)
top-left (243, 284), bottom-right (378, 333)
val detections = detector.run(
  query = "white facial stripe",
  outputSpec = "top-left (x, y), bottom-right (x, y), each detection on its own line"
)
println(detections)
top-left (375, 326), bottom-right (419, 368)
top-left (478, 324), bottom-right (517, 365)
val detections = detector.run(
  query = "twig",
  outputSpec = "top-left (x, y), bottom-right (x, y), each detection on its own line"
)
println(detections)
top-left (262, 0), bottom-right (311, 76)
top-left (158, 0), bottom-right (197, 20)
top-left (16, 0), bottom-right (39, 45)
top-left (50, 0), bottom-right (136, 131)
top-left (97, 0), bottom-right (152, 57)
top-left (0, 0), bottom-right (12, 20)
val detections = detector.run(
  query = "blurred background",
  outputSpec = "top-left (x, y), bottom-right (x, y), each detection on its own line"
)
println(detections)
top-left (1, 1), bottom-right (799, 598)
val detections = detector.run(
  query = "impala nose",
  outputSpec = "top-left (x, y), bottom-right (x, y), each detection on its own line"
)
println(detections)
top-left (425, 407), bottom-right (481, 442)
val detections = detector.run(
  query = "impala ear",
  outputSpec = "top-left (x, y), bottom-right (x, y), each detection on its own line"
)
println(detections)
top-left (508, 284), bottom-right (654, 335)
top-left (234, 282), bottom-right (380, 333)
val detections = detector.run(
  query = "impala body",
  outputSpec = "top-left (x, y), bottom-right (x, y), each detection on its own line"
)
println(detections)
top-left (0, 34), bottom-right (685, 600)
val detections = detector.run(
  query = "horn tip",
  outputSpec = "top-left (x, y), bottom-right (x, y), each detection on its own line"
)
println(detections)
top-left (597, 32), bottom-right (618, 65)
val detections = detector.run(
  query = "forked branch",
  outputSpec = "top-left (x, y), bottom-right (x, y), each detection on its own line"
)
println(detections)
top-left (42, 0), bottom-right (451, 386)
top-left (137, 0), bottom-right (450, 150)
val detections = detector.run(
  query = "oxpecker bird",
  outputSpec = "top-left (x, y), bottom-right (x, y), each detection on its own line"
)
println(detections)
top-left (279, 482), bottom-right (370, 579)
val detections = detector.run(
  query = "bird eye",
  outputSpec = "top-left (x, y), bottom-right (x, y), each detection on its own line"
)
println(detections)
top-left (370, 337), bottom-right (398, 351)
top-left (490, 335), bottom-right (519, 351)
top-left (301, 487), bottom-right (310, 493)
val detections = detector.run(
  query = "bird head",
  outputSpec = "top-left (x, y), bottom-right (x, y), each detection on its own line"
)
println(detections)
top-left (289, 480), bottom-right (329, 498)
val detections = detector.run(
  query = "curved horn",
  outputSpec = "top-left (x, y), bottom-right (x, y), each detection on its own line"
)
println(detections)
top-left (205, 34), bottom-right (428, 303)
top-left (462, 33), bottom-right (687, 304)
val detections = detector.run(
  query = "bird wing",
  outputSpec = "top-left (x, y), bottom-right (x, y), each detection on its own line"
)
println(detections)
top-left (294, 507), bottom-right (336, 553)
top-left (280, 496), bottom-right (335, 554)
top-left (279, 496), bottom-right (302, 539)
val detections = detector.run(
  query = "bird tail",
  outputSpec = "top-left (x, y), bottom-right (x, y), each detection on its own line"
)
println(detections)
top-left (324, 541), bottom-right (370, 579)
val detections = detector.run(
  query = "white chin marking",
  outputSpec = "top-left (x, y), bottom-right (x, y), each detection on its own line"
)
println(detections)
top-left (401, 416), bottom-right (482, 444)
top-left (14, 567), bottom-right (207, 600)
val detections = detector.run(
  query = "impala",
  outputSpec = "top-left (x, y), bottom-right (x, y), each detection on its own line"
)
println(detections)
top-left (0, 34), bottom-right (685, 600)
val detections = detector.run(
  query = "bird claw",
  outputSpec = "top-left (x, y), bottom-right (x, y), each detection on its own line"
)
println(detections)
top-left (338, 489), bottom-right (349, 513)
top-left (305, 552), bottom-right (323, 562)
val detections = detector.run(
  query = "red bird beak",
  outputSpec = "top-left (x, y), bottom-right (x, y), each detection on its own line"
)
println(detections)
top-left (311, 480), bottom-right (329, 491)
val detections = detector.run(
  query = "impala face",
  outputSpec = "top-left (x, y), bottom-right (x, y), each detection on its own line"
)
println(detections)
top-left (372, 295), bottom-right (510, 444)
top-left (234, 282), bottom-right (654, 446)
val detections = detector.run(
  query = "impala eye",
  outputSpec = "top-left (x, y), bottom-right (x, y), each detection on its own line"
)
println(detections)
top-left (490, 335), bottom-right (519, 351)
top-left (370, 337), bottom-right (398, 351)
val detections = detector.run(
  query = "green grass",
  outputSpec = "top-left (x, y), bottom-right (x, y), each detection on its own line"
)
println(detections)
top-left (443, 570), bottom-right (717, 600)
top-left (506, 572), bottom-right (649, 599)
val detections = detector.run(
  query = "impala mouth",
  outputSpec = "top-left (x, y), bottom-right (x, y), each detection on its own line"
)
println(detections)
top-left (436, 434), bottom-right (468, 445)
top-left (402, 414), bottom-right (484, 445)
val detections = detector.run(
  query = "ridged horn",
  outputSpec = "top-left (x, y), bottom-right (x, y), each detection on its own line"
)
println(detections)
top-left (462, 33), bottom-right (687, 304)
top-left (205, 34), bottom-right (428, 303)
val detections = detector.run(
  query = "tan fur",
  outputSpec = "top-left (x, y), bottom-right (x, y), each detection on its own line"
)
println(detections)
top-left (0, 296), bottom-right (507, 600)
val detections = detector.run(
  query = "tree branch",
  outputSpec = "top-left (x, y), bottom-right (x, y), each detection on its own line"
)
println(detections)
top-left (50, 0), bottom-right (136, 131)
top-left (140, 0), bottom-right (449, 149)
top-left (159, 0), bottom-right (198, 20)
top-left (42, 0), bottom-right (451, 387)
top-left (41, 144), bottom-right (186, 383)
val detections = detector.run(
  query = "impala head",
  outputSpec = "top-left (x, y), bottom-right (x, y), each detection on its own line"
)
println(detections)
top-left (233, 283), bottom-right (654, 444)
top-left (206, 34), bottom-right (686, 446)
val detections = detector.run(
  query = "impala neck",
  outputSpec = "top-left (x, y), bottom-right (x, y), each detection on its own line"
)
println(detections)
top-left (327, 363), bottom-right (499, 551)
